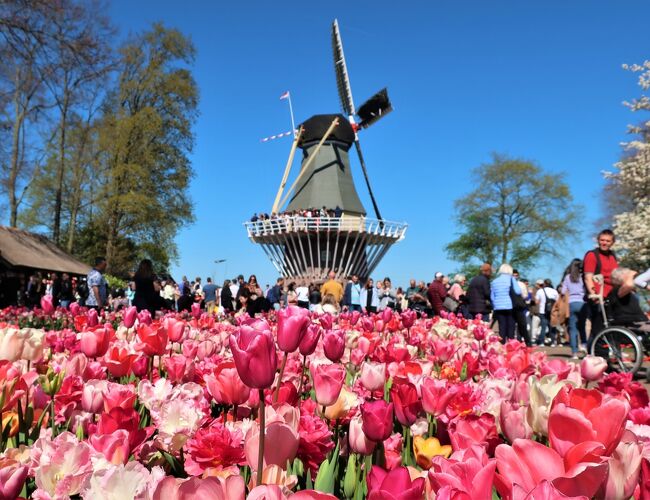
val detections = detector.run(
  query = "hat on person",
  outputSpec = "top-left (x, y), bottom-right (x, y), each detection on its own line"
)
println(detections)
top-left (435, 272), bottom-right (444, 279)
top-left (535, 279), bottom-right (544, 286)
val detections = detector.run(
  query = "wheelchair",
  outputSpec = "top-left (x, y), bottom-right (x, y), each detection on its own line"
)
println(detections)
top-left (588, 276), bottom-right (649, 377)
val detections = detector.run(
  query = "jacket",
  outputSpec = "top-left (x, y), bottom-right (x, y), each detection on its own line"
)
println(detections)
top-left (467, 274), bottom-right (491, 314)
top-left (427, 281), bottom-right (447, 315)
top-left (490, 274), bottom-right (518, 311)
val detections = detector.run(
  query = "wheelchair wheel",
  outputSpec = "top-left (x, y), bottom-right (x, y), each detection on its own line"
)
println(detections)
top-left (590, 327), bottom-right (643, 374)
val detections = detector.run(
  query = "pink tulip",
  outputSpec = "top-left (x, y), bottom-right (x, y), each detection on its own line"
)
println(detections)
top-left (381, 308), bottom-right (393, 323)
top-left (244, 419), bottom-right (299, 472)
top-left (428, 449), bottom-right (496, 500)
top-left (361, 400), bottom-right (394, 442)
top-left (87, 308), bottom-right (98, 327)
top-left (153, 475), bottom-right (245, 500)
top-left (448, 413), bottom-right (500, 453)
top-left (205, 361), bottom-right (250, 406)
top-left (360, 361), bottom-right (386, 392)
top-left (191, 302), bottom-right (201, 318)
top-left (580, 355), bottom-right (607, 382)
top-left (310, 362), bottom-right (345, 407)
top-left (421, 377), bottom-right (456, 417)
top-left (81, 380), bottom-right (106, 413)
top-left (69, 302), bottom-right (80, 315)
top-left (512, 480), bottom-right (589, 499)
top-left (229, 320), bottom-right (277, 389)
top-left (348, 414), bottom-right (376, 455)
top-left (548, 386), bottom-right (629, 457)
top-left (80, 327), bottom-right (110, 358)
top-left (350, 310), bottom-right (361, 325)
top-left (41, 295), bottom-right (54, 315)
top-left (0, 328), bottom-right (25, 361)
top-left (277, 305), bottom-right (310, 353)
top-left (299, 324), bottom-right (322, 356)
top-left (137, 309), bottom-right (152, 325)
top-left (322, 330), bottom-right (345, 362)
top-left (540, 359), bottom-right (572, 380)
top-left (319, 313), bottom-right (333, 331)
top-left (166, 317), bottom-right (186, 342)
top-left (598, 430), bottom-right (643, 499)
top-left (247, 485), bottom-right (285, 500)
top-left (367, 466), bottom-right (425, 500)
top-left (401, 309), bottom-right (416, 329)
top-left (494, 438), bottom-right (608, 499)
top-left (361, 316), bottom-right (374, 333)
top-left (89, 429), bottom-right (130, 464)
top-left (123, 306), bottom-right (137, 328)
top-left (499, 401), bottom-right (532, 443)
top-left (0, 463), bottom-right (28, 500)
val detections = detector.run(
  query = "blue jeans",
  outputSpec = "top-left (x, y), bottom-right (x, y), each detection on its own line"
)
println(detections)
top-left (349, 304), bottom-right (362, 312)
top-left (568, 301), bottom-right (587, 354)
top-left (536, 314), bottom-right (553, 345)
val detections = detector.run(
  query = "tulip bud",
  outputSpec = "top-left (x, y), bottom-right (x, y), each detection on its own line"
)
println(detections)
top-left (343, 454), bottom-right (357, 498)
top-left (323, 330), bottom-right (345, 363)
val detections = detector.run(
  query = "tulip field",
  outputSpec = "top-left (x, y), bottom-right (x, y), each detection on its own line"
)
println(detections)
top-left (0, 304), bottom-right (648, 499)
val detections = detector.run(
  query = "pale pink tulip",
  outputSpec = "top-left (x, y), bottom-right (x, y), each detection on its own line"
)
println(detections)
top-left (579, 355), bottom-right (608, 382)
top-left (348, 414), bottom-right (376, 455)
top-left (499, 400), bottom-right (532, 443)
top-left (359, 361), bottom-right (386, 392)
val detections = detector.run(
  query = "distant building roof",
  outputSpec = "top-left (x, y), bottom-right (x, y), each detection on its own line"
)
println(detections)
top-left (0, 226), bottom-right (90, 275)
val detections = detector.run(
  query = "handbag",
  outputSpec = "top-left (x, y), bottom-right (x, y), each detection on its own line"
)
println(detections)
top-left (443, 296), bottom-right (459, 312)
top-left (509, 278), bottom-right (526, 310)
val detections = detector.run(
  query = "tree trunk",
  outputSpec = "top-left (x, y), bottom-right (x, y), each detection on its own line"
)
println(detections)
top-left (8, 93), bottom-right (25, 228)
top-left (53, 88), bottom-right (69, 244)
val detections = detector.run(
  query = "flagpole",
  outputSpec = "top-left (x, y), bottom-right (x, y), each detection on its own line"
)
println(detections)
top-left (286, 91), bottom-right (296, 137)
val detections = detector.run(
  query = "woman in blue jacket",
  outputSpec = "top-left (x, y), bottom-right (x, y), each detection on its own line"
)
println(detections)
top-left (491, 263), bottom-right (523, 342)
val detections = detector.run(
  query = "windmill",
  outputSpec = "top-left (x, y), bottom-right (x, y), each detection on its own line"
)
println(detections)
top-left (244, 20), bottom-right (407, 282)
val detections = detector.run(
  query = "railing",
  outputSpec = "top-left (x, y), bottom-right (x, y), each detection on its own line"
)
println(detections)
top-left (244, 215), bottom-right (408, 239)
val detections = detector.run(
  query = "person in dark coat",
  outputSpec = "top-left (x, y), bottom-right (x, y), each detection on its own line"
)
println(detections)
top-left (220, 279), bottom-right (234, 313)
top-left (133, 259), bottom-right (159, 315)
top-left (467, 263), bottom-right (493, 319)
top-left (427, 272), bottom-right (448, 316)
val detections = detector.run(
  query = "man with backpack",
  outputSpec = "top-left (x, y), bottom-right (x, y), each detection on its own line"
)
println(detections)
top-left (267, 277), bottom-right (284, 310)
top-left (583, 229), bottom-right (618, 336)
top-left (535, 279), bottom-right (559, 346)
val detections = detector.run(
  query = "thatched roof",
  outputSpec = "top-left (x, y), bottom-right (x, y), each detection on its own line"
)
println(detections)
top-left (0, 226), bottom-right (90, 275)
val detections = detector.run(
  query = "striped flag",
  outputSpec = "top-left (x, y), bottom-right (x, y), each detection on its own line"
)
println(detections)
top-left (279, 91), bottom-right (290, 100)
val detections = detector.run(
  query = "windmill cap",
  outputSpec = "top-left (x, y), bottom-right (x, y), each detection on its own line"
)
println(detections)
top-left (299, 114), bottom-right (355, 147)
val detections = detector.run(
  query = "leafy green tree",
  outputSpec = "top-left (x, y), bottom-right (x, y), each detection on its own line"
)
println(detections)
top-left (446, 154), bottom-right (580, 272)
top-left (96, 24), bottom-right (197, 274)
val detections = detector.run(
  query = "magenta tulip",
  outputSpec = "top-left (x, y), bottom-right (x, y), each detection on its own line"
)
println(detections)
top-left (310, 362), bottom-right (345, 406)
top-left (319, 313), bottom-right (333, 331)
top-left (277, 305), bottom-right (310, 353)
top-left (367, 466), bottom-right (425, 500)
top-left (401, 309), bottom-right (416, 329)
top-left (323, 330), bottom-right (345, 362)
top-left (123, 306), bottom-right (137, 328)
top-left (350, 310), bottom-right (361, 325)
top-left (361, 400), bottom-right (394, 442)
top-left (41, 295), bottom-right (54, 315)
top-left (229, 320), bottom-right (277, 389)
top-left (381, 308), bottom-right (393, 323)
top-left (299, 324), bottom-right (322, 356)
top-left (137, 309), bottom-right (152, 326)
top-left (87, 308), bottom-right (99, 327)
top-left (0, 463), bottom-right (28, 500)
top-left (69, 302), bottom-right (80, 314)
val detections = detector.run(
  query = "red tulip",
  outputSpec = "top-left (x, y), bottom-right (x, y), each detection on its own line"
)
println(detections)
top-left (277, 305), bottom-right (310, 353)
top-left (310, 362), bottom-right (345, 407)
top-left (136, 323), bottom-right (168, 357)
top-left (123, 306), bottom-right (137, 328)
top-left (299, 324), bottom-right (322, 356)
top-left (367, 466), bottom-right (425, 500)
top-left (80, 326), bottom-right (110, 358)
top-left (361, 400), bottom-right (394, 442)
top-left (103, 345), bottom-right (136, 378)
top-left (549, 385), bottom-right (629, 457)
top-left (229, 320), bottom-right (277, 389)
top-left (390, 380), bottom-right (421, 426)
top-left (205, 361), bottom-right (250, 406)
top-left (322, 330), bottom-right (345, 363)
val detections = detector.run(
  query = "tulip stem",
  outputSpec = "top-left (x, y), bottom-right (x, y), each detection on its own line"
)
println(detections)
top-left (233, 404), bottom-right (238, 422)
top-left (297, 355), bottom-right (307, 396)
top-left (273, 352), bottom-right (288, 404)
top-left (257, 389), bottom-right (265, 486)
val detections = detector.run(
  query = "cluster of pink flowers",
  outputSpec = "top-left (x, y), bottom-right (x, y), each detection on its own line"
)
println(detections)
top-left (0, 303), bottom-right (648, 499)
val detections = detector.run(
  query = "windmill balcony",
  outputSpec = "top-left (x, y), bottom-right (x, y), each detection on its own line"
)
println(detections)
top-left (244, 215), bottom-right (407, 240)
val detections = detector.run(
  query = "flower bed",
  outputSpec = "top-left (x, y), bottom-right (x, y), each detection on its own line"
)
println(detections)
top-left (0, 304), bottom-right (648, 499)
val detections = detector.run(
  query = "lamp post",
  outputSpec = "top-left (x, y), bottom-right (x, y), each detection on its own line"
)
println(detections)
top-left (213, 259), bottom-right (227, 285)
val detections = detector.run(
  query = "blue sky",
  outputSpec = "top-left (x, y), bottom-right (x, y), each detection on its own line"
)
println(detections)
top-left (108, 0), bottom-right (649, 287)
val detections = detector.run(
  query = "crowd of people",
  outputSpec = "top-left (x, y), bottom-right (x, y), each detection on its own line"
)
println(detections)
top-left (18, 229), bottom-right (650, 360)
top-left (250, 206), bottom-right (343, 223)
